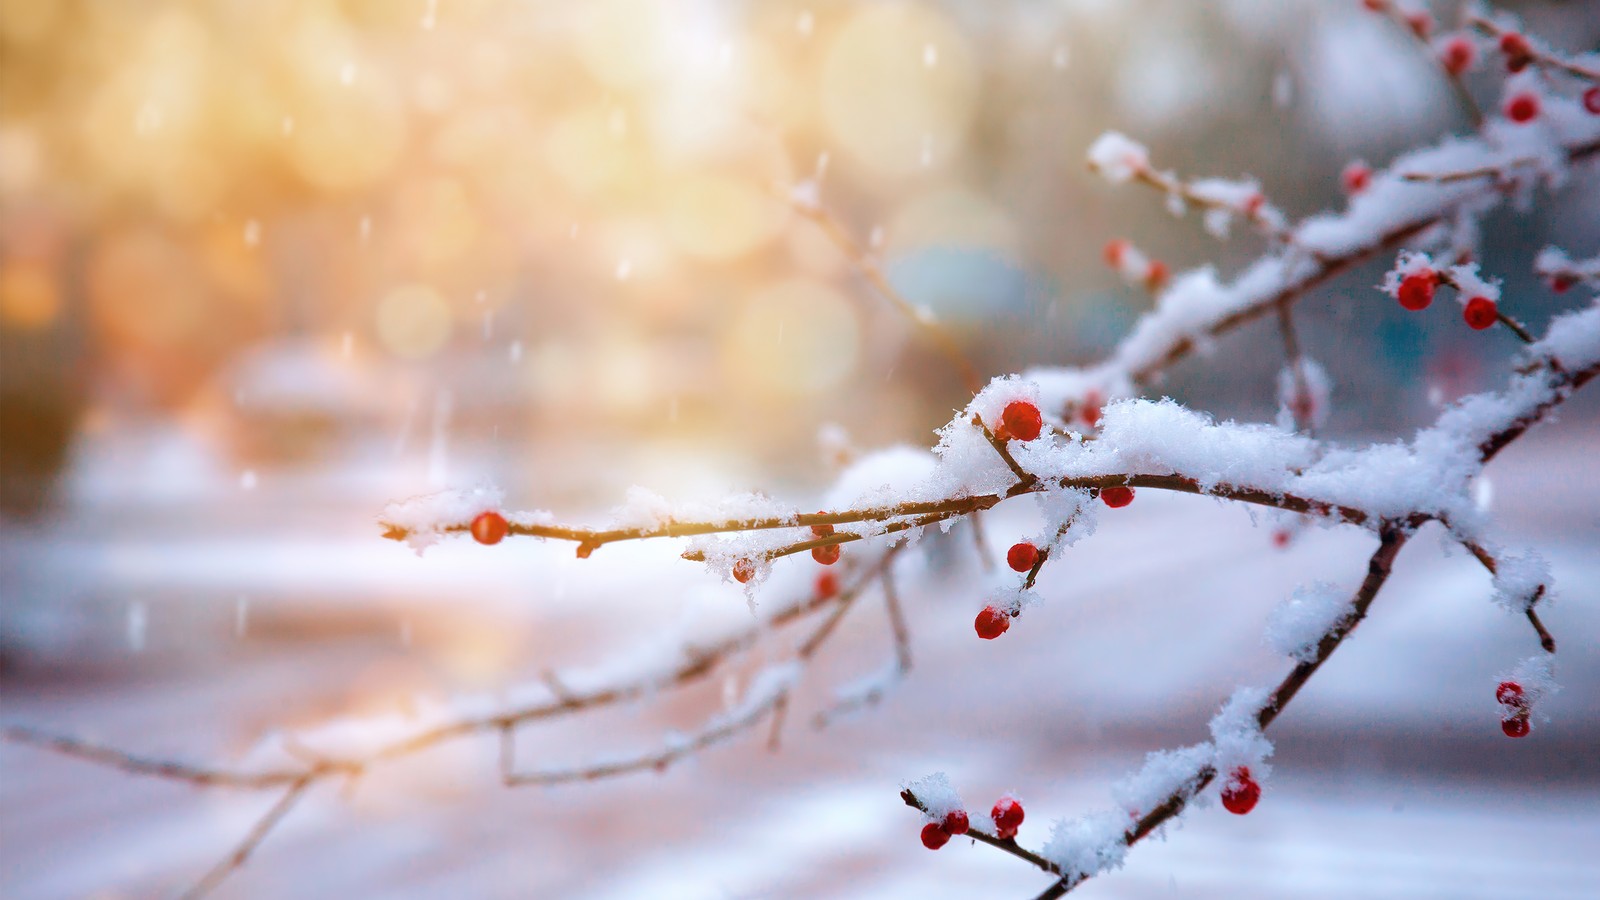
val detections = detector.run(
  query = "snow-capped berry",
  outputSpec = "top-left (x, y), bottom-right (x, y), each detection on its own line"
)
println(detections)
top-left (812, 543), bottom-right (842, 566)
top-left (732, 558), bottom-right (756, 584)
top-left (1496, 681), bottom-right (1524, 706)
top-left (920, 822), bottom-right (951, 850)
top-left (1397, 272), bottom-right (1435, 311)
top-left (1000, 400), bottom-right (1043, 442)
top-left (1439, 37), bottom-right (1476, 75)
top-left (1101, 486), bottom-right (1135, 508)
top-left (1007, 541), bottom-right (1040, 572)
top-left (1341, 161), bottom-right (1371, 195)
top-left (1463, 297), bottom-right (1498, 330)
top-left (470, 511), bottom-right (509, 545)
top-left (1498, 32), bottom-right (1531, 71)
top-left (1501, 712), bottom-right (1530, 738)
top-left (815, 571), bottom-right (839, 599)
top-left (975, 605), bottom-right (1011, 640)
top-left (1504, 92), bottom-right (1540, 123)
top-left (942, 810), bottom-right (970, 836)
top-left (992, 796), bottom-right (1025, 838)
top-left (1221, 767), bottom-right (1261, 815)
top-left (1103, 239), bottom-right (1129, 269)
top-left (1586, 87), bottom-right (1600, 115)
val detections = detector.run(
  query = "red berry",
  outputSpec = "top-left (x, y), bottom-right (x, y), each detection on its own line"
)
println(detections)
top-left (1145, 259), bottom-right (1169, 291)
top-left (810, 518), bottom-right (835, 538)
top-left (1221, 767), bottom-right (1261, 815)
top-left (1463, 296), bottom-right (1498, 330)
top-left (1406, 12), bottom-right (1431, 39)
top-left (1501, 712), bottom-right (1530, 738)
top-left (942, 810), bottom-right (970, 836)
top-left (1550, 274), bottom-right (1575, 294)
top-left (1361, 0), bottom-right (1387, 12)
top-left (975, 605), bottom-right (1011, 640)
top-left (1499, 32), bottom-right (1531, 71)
top-left (470, 511), bottom-right (509, 545)
top-left (1242, 193), bottom-right (1265, 216)
top-left (1271, 530), bottom-right (1291, 549)
top-left (815, 571), bottom-right (839, 599)
top-left (1504, 92), bottom-right (1540, 124)
top-left (1007, 541), bottom-right (1039, 572)
top-left (1440, 37), bottom-right (1476, 76)
top-left (1081, 403), bottom-right (1101, 428)
top-left (1397, 272), bottom-right (1435, 311)
top-left (812, 543), bottom-right (841, 566)
top-left (1000, 400), bottom-right (1043, 442)
top-left (992, 796), bottom-right (1025, 837)
top-left (1496, 681), bottom-right (1524, 706)
top-left (1101, 486), bottom-right (1134, 508)
top-left (1585, 87), bottom-right (1600, 116)
top-left (732, 558), bottom-right (756, 584)
top-left (921, 822), bottom-right (951, 850)
top-left (1103, 239), bottom-right (1129, 268)
top-left (1341, 161), bottom-right (1371, 195)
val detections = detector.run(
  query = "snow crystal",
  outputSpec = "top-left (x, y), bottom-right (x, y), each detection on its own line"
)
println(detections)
top-left (903, 771), bottom-right (965, 822)
top-left (1086, 132), bottom-right (1149, 184)
top-left (1264, 582), bottom-right (1353, 662)
top-left (1490, 551), bottom-right (1549, 613)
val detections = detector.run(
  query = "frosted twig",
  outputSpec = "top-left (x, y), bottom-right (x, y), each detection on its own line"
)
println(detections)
top-left (1469, 16), bottom-right (1600, 82)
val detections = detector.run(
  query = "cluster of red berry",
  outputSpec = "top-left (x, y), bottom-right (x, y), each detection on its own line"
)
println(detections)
top-left (920, 796), bottom-right (1026, 849)
top-left (1395, 266), bottom-right (1499, 331)
top-left (1497, 680), bottom-right (1532, 738)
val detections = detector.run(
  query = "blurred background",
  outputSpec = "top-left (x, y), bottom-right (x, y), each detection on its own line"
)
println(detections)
top-left (2, 0), bottom-right (1598, 897)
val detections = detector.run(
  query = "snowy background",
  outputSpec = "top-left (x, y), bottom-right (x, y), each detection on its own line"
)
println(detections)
top-left (3, 1), bottom-right (1600, 898)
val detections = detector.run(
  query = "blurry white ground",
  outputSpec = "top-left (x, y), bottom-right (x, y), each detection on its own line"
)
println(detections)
top-left (2, 420), bottom-right (1597, 899)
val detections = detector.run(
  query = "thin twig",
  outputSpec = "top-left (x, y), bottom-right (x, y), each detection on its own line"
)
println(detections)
top-left (180, 776), bottom-right (314, 900)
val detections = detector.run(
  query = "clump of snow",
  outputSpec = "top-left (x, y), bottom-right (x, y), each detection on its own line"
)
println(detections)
top-left (1448, 261), bottom-right (1501, 302)
top-left (1041, 811), bottom-right (1129, 880)
top-left (1110, 743), bottom-right (1212, 821)
top-left (1528, 301), bottom-right (1600, 371)
top-left (1490, 551), bottom-right (1549, 613)
top-left (1086, 132), bottom-right (1149, 184)
top-left (1208, 687), bottom-right (1273, 785)
top-left (1264, 582), bottom-right (1354, 662)
top-left (903, 771), bottom-right (965, 822)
